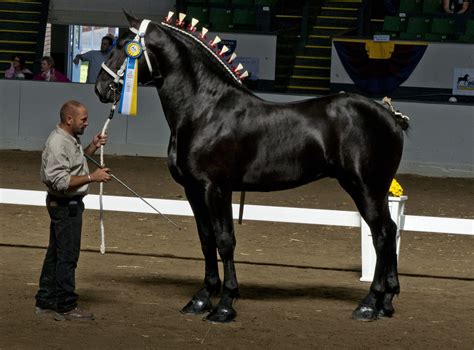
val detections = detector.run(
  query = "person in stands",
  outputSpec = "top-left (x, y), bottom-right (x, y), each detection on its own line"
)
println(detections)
top-left (73, 35), bottom-right (113, 84)
top-left (33, 56), bottom-right (70, 82)
top-left (4, 55), bottom-right (33, 80)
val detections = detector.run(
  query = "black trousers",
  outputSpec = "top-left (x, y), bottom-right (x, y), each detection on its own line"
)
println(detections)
top-left (35, 194), bottom-right (84, 313)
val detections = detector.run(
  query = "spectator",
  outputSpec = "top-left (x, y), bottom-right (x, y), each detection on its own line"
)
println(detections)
top-left (443, 0), bottom-right (470, 14)
top-left (73, 36), bottom-right (113, 84)
top-left (4, 55), bottom-right (33, 80)
top-left (33, 56), bottom-right (70, 82)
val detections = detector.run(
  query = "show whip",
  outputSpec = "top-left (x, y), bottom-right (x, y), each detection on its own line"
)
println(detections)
top-left (85, 153), bottom-right (180, 230)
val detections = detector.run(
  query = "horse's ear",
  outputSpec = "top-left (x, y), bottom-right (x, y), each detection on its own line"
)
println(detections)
top-left (123, 9), bottom-right (140, 28)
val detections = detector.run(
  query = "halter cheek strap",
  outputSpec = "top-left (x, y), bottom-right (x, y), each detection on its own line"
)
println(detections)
top-left (129, 19), bottom-right (154, 75)
top-left (102, 19), bottom-right (154, 85)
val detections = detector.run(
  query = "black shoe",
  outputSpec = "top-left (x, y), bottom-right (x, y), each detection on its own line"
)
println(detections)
top-left (54, 307), bottom-right (95, 321)
top-left (35, 306), bottom-right (56, 315)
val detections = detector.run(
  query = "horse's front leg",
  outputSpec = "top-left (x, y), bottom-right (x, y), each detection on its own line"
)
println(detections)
top-left (181, 186), bottom-right (221, 315)
top-left (205, 185), bottom-right (239, 323)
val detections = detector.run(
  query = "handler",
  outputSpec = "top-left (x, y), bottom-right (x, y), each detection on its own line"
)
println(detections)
top-left (35, 100), bottom-right (111, 321)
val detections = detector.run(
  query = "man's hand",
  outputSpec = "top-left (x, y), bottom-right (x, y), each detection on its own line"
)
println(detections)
top-left (90, 168), bottom-right (112, 183)
top-left (92, 132), bottom-right (108, 149)
top-left (73, 55), bottom-right (81, 65)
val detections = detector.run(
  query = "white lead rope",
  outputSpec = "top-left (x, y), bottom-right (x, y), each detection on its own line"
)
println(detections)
top-left (98, 104), bottom-right (116, 254)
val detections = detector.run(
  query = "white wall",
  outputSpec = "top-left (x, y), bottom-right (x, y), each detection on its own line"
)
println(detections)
top-left (48, 0), bottom-right (175, 26)
top-left (0, 79), bottom-right (472, 177)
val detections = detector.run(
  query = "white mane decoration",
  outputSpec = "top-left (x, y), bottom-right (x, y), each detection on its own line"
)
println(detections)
top-left (160, 12), bottom-right (248, 85)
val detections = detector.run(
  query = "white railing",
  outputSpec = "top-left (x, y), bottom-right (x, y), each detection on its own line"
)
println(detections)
top-left (1, 188), bottom-right (472, 282)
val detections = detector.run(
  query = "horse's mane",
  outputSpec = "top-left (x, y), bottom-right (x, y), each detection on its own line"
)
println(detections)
top-left (156, 14), bottom-right (249, 89)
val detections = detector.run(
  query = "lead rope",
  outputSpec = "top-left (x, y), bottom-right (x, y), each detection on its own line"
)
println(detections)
top-left (99, 88), bottom-right (118, 254)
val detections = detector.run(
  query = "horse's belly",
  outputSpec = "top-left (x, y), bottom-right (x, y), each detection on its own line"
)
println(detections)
top-left (240, 159), bottom-right (327, 191)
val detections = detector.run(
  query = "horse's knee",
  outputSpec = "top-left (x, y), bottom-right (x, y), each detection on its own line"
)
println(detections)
top-left (216, 231), bottom-right (235, 257)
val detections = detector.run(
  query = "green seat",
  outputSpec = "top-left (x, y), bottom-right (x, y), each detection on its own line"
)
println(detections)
top-left (424, 18), bottom-right (454, 41)
top-left (209, 8), bottom-right (233, 31)
top-left (232, 0), bottom-right (254, 4)
top-left (186, 6), bottom-right (209, 23)
top-left (209, 0), bottom-right (227, 3)
top-left (464, 19), bottom-right (474, 35)
top-left (233, 9), bottom-right (256, 29)
top-left (399, 0), bottom-right (422, 13)
top-left (399, 17), bottom-right (430, 40)
top-left (422, 0), bottom-right (442, 13)
top-left (383, 16), bottom-right (408, 32)
top-left (255, 0), bottom-right (277, 7)
top-left (431, 17), bottom-right (455, 34)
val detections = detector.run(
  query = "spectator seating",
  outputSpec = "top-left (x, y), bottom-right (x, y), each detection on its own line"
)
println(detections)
top-left (422, 0), bottom-right (442, 14)
top-left (459, 19), bottom-right (474, 42)
top-left (399, 0), bottom-right (423, 13)
top-left (399, 16), bottom-right (431, 39)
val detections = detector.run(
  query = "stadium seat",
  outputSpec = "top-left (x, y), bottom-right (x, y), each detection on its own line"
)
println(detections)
top-left (399, 17), bottom-right (430, 40)
top-left (232, 0), bottom-right (255, 5)
top-left (383, 15), bottom-right (408, 37)
top-left (209, 7), bottom-right (233, 31)
top-left (422, 0), bottom-right (442, 13)
top-left (255, 0), bottom-right (277, 7)
top-left (459, 19), bottom-right (474, 42)
top-left (431, 17), bottom-right (455, 34)
top-left (186, 6), bottom-right (209, 24)
top-left (233, 9), bottom-right (256, 30)
top-left (399, 0), bottom-right (423, 13)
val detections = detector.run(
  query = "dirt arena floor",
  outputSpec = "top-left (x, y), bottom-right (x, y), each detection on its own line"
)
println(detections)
top-left (0, 150), bottom-right (473, 349)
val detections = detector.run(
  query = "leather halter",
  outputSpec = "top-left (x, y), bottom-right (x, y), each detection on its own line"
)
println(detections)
top-left (101, 19), bottom-right (154, 86)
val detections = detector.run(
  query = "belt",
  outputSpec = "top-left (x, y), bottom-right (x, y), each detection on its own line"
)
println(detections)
top-left (47, 194), bottom-right (84, 205)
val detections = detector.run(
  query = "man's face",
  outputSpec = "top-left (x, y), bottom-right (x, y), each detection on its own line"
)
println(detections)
top-left (100, 39), bottom-right (112, 53)
top-left (70, 107), bottom-right (89, 136)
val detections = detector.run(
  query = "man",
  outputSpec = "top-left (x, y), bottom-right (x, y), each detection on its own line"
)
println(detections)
top-left (73, 35), bottom-right (113, 84)
top-left (35, 100), bottom-right (111, 321)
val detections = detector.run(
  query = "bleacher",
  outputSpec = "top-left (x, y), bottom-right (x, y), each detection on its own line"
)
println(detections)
top-left (181, 0), bottom-right (278, 33)
top-left (376, 0), bottom-right (474, 42)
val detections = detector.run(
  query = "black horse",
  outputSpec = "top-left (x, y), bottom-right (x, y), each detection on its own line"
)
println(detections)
top-left (95, 12), bottom-right (409, 323)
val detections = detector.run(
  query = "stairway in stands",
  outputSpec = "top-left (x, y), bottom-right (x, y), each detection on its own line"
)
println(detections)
top-left (0, 0), bottom-right (50, 76)
top-left (275, 0), bottom-right (362, 95)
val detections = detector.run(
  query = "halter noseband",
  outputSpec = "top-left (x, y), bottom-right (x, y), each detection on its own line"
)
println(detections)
top-left (101, 19), bottom-right (154, 86)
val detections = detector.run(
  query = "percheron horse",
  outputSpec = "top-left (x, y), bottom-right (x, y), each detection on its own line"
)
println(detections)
top-left (95, 12), bottom-right (409, 323)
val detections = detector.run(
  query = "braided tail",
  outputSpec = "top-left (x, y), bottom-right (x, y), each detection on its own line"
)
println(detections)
top-left (382, 97), bottom-right (410, 131)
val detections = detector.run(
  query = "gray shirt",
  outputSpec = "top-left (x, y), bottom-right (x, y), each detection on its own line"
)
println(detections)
top-left (82, 50), bottom-right (108, 84)
top-left (41, 125), bottom-right (90, 197)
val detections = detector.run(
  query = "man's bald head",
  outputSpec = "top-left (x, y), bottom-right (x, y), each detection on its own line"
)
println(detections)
top-left (60, 100), bottom-right (86, 123)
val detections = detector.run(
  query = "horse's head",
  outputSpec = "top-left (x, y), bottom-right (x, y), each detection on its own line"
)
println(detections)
top-left (95, 11), bottom-right (161, 104)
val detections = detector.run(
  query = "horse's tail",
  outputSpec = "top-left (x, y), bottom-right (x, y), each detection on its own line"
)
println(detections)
top-left (382, 97), bottom-right (410, 131)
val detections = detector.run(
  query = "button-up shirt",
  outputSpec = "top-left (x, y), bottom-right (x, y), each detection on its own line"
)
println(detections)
top-left (41, 125), bottom-right (90, 197)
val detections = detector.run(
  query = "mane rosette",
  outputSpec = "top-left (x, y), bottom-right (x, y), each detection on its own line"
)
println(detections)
top-left (160, 11), bottom-right (249, 85)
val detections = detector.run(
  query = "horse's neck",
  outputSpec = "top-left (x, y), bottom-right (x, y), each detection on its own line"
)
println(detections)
top-left (153, 27), bottom-right (243, 130)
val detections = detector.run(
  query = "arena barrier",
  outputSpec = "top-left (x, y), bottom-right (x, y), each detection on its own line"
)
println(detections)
top-left (1, 188), bottom-right (472, 282)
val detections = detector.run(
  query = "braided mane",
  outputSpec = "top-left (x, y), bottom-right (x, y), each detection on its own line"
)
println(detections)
top-left (157, 12), bottom-right (248, 86)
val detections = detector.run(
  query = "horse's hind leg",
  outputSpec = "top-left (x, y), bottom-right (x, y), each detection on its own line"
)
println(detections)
top-left (181, 186), bottom-right (221, 315)
top-left (204, 184), bottom-right (239, 323)
top-left (338, 178), bottom-right (400, 321)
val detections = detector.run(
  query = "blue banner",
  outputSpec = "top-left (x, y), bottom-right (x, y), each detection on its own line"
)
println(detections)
top-left (334, 39), bottom-right (428, 94)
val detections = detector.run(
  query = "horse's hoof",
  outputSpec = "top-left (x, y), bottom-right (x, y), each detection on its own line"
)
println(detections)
top-left (377, 306), bottom-right (394, 318)
top-left (181, 297), bottom-right (212, 315)
top-left (204, 305), bottom-right (237, 323)
top-left (352, 305), bottom-right (378, 321)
